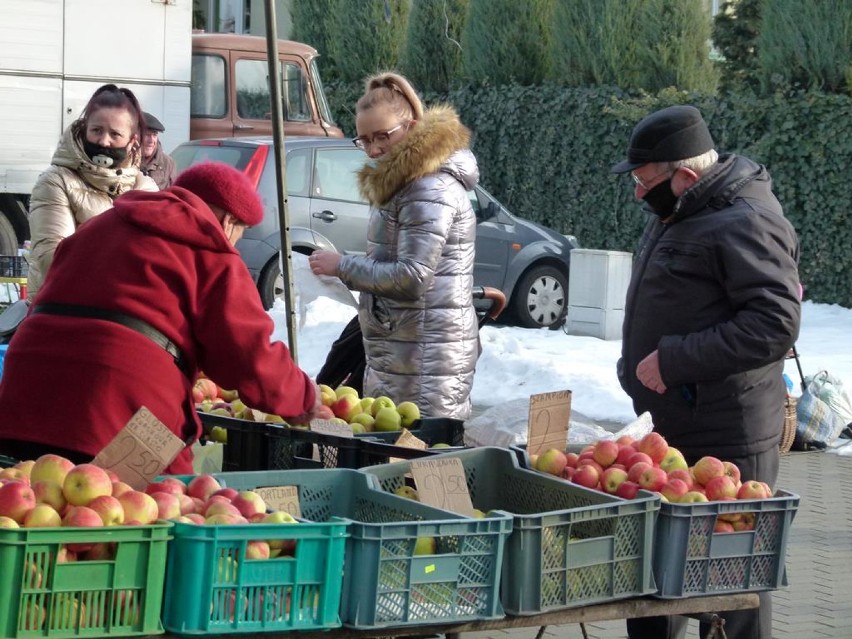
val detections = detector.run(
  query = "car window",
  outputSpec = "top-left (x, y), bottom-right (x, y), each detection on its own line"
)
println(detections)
top-left (468, 189), bottom-right (482, 220)
top-left (235, 59), bottom-right (311, 122)
top-left (171, 145), bottom-right (257, 172)
top-left (285, 148), bottom-right (310, 197)
top-left (190, 54), bottom-right (227, 118)
top-left (314, 149), bottom-right (367, 203)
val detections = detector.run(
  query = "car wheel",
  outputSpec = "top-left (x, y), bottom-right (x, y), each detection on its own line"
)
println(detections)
top-left (258, 258), bottom-right (283, 310)
top-left (512, 264), bottom-right (569, 329)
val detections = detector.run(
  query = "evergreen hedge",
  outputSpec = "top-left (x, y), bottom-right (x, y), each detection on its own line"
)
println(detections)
top-left (326, 83), bottom-right (852, 308)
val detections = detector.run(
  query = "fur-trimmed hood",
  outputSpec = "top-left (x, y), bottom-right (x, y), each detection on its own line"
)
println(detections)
top-left (357, 105), bottom-right (475, 206)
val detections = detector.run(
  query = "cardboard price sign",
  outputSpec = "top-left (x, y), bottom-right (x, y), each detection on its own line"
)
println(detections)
top-left (527, 390), bottom-right (572, 457)
top-left (390, 429), bottom-right (429, 463)
top-left (410, 457), bottom-right (475, 517)
top-left (92, 407), bottom-right (184, 489)
top-left (310, 419), bottom-right (353, 437)
top-left (255, 486), bottom-right (302, 518)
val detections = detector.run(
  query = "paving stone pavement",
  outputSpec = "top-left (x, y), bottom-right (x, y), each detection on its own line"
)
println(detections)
top-left (459, 451), bottom-right (852, 639)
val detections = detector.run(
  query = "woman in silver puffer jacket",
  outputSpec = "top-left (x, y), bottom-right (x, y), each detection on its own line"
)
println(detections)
top-left (311, 72), bottom-right (480, 420)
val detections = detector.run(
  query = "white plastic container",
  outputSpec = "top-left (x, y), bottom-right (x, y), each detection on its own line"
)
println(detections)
top-left (566, 249), bottom-right (632, 340)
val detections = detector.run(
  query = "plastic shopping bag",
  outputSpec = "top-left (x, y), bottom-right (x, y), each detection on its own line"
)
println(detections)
top-left (794, 371), bottom-right (849, 450)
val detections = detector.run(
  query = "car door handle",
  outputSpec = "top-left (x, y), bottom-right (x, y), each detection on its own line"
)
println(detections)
top-left (312, 210), bottom-right (337, 222)
top-left (234, 124), bottom-right (254, 131)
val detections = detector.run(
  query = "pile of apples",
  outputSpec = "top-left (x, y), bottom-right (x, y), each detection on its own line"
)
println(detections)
top-left (531, 432), bottom-right (774, 533)
top-left (316, 384), bottom-right (421, 434)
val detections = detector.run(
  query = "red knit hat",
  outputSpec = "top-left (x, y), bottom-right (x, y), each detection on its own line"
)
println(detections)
top-left (173, 162), bottom-right (264, 226)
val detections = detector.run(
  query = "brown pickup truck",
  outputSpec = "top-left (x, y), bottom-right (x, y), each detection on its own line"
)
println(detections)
top-left (190, 33), bottom-right (344, 140)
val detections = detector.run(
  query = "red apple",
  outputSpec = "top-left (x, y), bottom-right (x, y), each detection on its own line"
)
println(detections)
top-left (636, 432), bottom-right (669, 465)
top-left (23, 503), bottom-right (62, 528)
top-left (117, 491), bottom-right (159, 525)
top-left (722, 461), bottom-right (741, 485)
top-left (737, 480), bottom-right (770, 500)
top-left (111, 481), bottom-right (134, 498)
top-left (150, 492), bottom-right (182, 520)
top-left (0, 481), bottom-right (36, 523)
top-left (205, 501), bottom-right (242, 519)
top-left (535, 448), bottom-right (569, 476)
top-left (88, 495), bottom-right (125, 526)
top-left (30, 454), bottom-right (75, 486)
top-left (667, 469), bottom-right (694, 490)
top-left (232, 491), bottom-right (267, 518)
top-left (615, 445), bottom-right (637, 467)
top-left (660, 478), bottom-right (690, 503)
top-left (615, 480), bottom-right (641, 500)
top-left (245, 540), bottom-right (271, 560)
top-left (680, 491), bottom-right (709, 503)
top-left (704, 475), bottom-right (739, 502)
top-left (572, 464), bottom-right (600, 489)
top-left (331, 394), bottom-right (362, 421)
top-left (211, 487), bottom-right (240, 501)
top-left (560, 466), bottom-right (576, 481)
top-left (638, 466), bottom-right (667, 492)
top-left (616, 435), bottom-right (635, 446)
top-left (186, 475), bottom-right (222, 501)
top-left (627, 461), bottom-right (652, 484)
top-left (626, 452), bottom-right (654, 469)
top-left (32, 480), bottom-right (67, 512)
top-left (62, 464), bottom-right (112, 507)
top-left (714, 519), bottom-right (735, 533)
top-left (144, 478), bottom-right (186, 497)
top-left (659, 447), bottom-right (688, 473)
top-left (81, 542), bottom-right (116, 561)
top-left (62, 506), bottom-right (104, 553)
top-left (564, 452), bottom-right (580, 468)
top-left (592, 440), bottom-right (619, 468)
top-left (692, 456), bottom-right (726, 487)
top-left (576, 457), bottom-right (604, 476)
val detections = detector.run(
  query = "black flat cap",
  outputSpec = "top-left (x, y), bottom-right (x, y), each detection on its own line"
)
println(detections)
top-left (611, 105), bottom-right (715, 174)
top-left (143, 112), bottom-right (165, 133)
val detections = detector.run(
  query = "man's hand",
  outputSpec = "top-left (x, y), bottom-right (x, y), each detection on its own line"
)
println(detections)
top-left (288, 382), bottom-right (323, 426)
top-left (637, 350), bottom-right (667, 394)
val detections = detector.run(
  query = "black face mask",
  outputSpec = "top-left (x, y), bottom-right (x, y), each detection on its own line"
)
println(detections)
top-left (642, 179), bottom-right (679, 218)
top-left (82, 140), bottom-right (128, 168)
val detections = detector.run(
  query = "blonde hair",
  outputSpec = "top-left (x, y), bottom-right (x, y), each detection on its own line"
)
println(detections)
top-left (356, 72), bottom-right (424, 121)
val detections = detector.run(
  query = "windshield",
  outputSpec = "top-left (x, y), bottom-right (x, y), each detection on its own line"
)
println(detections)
top-left (310, 58), bottom-right (334, 125)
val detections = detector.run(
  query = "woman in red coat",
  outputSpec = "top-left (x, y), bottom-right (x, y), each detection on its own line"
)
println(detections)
top-left (0, 162), bottom-right (318, 473)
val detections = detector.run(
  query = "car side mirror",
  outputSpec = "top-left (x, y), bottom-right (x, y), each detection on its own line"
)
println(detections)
top-left (479, 201), bottom-right (498, 222)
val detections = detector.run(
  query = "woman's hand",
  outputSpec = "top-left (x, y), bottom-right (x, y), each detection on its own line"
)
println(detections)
top-left (309, 250), bottom-right (341, 277)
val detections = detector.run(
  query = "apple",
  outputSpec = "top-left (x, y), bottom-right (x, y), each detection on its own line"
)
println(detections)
top-left (0, 467), bottom-right (29, 483)
top-left (592, 440), bottom-right (619, 468)
top-left (205, 501), bottom-right (242, 519)
top-left (758, 482), bottom-right (773, 498)
top-left (318, 384), bottom-right (337, 407)
top-left (205, 513), bottom-right (242, 525)
top-left (56, 547), bottom-right (77, 563)
top-left (263, 510), bottom-right (299, 555)
top-left (396, 401), bottom-right (421, 428)
top-left (638, 466), bottom-right (667, 492)
top-left (564, 452), bottom-right (580, 468)
top-left (627, 461), bottom-right (652, 484)
top-left (62, 506), bottom-right (104, 553)
top-left (660, 478), bottom-right (690, 503)
top-left (636, 432), bottom-right (669, 465)
top-left (680, 491), bottom-right (710, 503)
top-left (111, 481), bottom-right (134, 498)
top-left (30, 454), bottom-right (76, 486)
top-left (185, 513), bottom-right (206, 524)
top-left (211, 487), bottom-right (240, 501)
top-left (560, 466), bottom-right (576, 481)
top-left (62, 464), bottom-right (112, 507)
top-left (373, 406), bottom-right (402, 432)
top-left (600, 466), bottom-right (629, 494)
top-left (20, 601), bottom-right (45, 631)
top-left (692, 456), bottom-right (726, 487)
top-left (359, 396), bottom-right (376, 413)
top-left (177, 494), bottom-right (197, 515)
top-left (32, 480), bottom-right (67, 512)
top-left (0, 481), bottom-right (36, 523)
top-left (704, 475), bottom-right (739, 501)
top-left (393, 485), bottom-right (419, 500)
top-left (205, 494), bottom-right (233, 509)
top-left (0, 515), bottom-right (19, 528)
top-left (187, 475), bottom-right (222, 501)
top-left (232, 491), bottom-right (267, 518)
top-left (737, 480), bottom-right (770, 500)
top-left (576, 458), bottom-right (604, 476)
top-left (350, 412), bottom-right (376, 432)
top-left (88, 495), bottom-right (125, 526)
top-left (315, 404), bottom-right (335, 421)
top-left (659, 447), bottom-right (689, 473)
top-left (194, 377), bottom-right (218, 400)
top-left (572, 464), bottom-right (600, 489)
top-left (334, 385), bottom-right (360, 400)
top-left (331, 394), bottom-right (362, 422)
top-left (150, 492), bottom-right (182, 520)
top-left (369, 395), bottom-right (396, 417)
top-left (81, 542), bottom-right (116, 561)
top-left (579, 444), bottom-right (595, 456)
top-left (615, 480), bottom-right (641, 500)
top-left (722, 461), bottom-right (741, 485)
top-left (144, 478), bottom-right (186, 497)
top-left (413, 536), bottom-right (437, 555)
top-left (246, 540), bottom-right (271, 560)
top-left (535, 448), bottom-right (568, 476)
top-left (626, 452), bottom-right (654, 469)
top-left (616, 435), bottom-right (635, 446)
top-left (23, 503), bottom-right (62, 528)
top-left (666, 469), bottom-right (694, 490)
top-left (118, 491), bottom-right (159, 525)
top-left (13, 459), bottom-right (35, 478)
top-left (714, 519), bottom-right (735, 533)
top-left (615, 445), bottom-right (636, 467)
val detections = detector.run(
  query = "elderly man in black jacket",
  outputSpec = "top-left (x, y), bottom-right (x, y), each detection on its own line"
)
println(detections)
top-left (612, 105), bottom-right (801, 639)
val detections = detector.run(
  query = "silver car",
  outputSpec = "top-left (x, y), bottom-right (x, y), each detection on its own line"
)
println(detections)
top-left (171, 137), bottom-right (579, 328)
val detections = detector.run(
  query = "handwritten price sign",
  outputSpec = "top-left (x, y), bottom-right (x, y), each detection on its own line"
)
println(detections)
top-left (92, 407), bottom-right (184, 489)
top-left (255, 486), bottom-right (302, 518)
top-left (527, 390), bottom-right (572, 457)
top-left (410, 457), bottom-right (474, 516)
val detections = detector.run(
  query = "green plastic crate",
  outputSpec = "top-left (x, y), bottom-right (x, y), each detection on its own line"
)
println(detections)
top-left (207, 468), bottom-right (512, 630)
top-left (0, 523), bottom-right (171, 639)
top-left (652, 490), bottom-right (799, 598)
top-left (363, 447), bottom-right (660, 615)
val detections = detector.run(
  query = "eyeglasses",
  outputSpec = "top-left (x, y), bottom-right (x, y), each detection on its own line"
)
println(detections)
top-left (352, 122), bottom-right (407, 150)
top-left (631, 167), bottom-right (674, 190)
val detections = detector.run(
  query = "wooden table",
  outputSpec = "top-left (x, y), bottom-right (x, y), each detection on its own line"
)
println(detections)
top-left (158, 592), bottom-right (759, 638)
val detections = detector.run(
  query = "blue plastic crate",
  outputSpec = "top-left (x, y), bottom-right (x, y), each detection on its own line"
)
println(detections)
top-left (207, 468), bottom-right (512, 630)
top-left (363, 447), bottom-right (659, 615)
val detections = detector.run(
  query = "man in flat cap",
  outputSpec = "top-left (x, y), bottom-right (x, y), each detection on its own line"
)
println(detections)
top-left (613, 105), bottom-right (801, 639)
top-left (141, 111), bottom-right (177, 189)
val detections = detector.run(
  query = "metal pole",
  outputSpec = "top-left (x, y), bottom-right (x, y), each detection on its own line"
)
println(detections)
top-left (263, 0), bottom-right (299, 362)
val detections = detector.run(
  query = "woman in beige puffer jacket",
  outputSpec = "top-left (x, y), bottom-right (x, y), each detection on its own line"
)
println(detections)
top-left (27, 84), bottom-right (157, 299)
